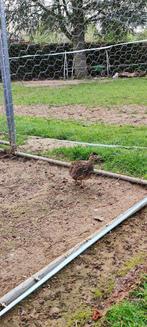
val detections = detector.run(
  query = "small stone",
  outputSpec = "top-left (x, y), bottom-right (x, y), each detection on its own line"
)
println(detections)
top-left (50, 306), bottom-right (60, 318)
top-left (94, 217), bottom-right (104, 222)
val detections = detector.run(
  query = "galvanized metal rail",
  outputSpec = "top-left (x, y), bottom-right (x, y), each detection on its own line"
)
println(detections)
top-left (16, 151), bottom-right (147, 186)
top-left (0, 197), bottom-right (147, 318)
top-left (0, 140), bottom-right (9, 145)
top-left (0, 149), bottom-right (147, 186)
top-left (36, 138), bottom-right (147, 150)
top-left (1, 137), bottom-right (147, 150)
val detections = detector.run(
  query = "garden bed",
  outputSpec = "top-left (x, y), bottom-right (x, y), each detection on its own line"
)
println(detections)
top-left (0, 153), bottom-right (146, 298)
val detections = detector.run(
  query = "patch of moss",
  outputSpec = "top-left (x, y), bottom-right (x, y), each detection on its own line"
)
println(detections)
top-left (66, 307), bottom-right (91, 327)
top-left (117, 253), bottom-right (146, 277)
top-left (97, 277), bottom-right (115, 298)
top-left (104, 278), bottom-right (115, 296)
top-left (92, 288), bottom-right (103, 299)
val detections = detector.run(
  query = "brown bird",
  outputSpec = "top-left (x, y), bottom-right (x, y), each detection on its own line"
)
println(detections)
top-left (69, 152), bottom-right (103, 186)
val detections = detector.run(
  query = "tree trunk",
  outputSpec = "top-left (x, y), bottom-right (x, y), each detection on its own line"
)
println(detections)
top-left (72, 0), bottom-right (87, 79)
top-left (73, 33), bottom-right (87, 79)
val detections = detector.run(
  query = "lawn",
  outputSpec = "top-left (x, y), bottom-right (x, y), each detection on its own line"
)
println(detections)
top-left (0, 78), bottom-right (146, 179)
top-left (67, 276), bottom-right (147, 327)
top-left (0, 78), bottom-right (147, 107)
top-left (43, 146), bottom-right (147, 179)
top-left (0, 79), bottom-right (146, 325)
top-left (0, 116), bottom-right (147, 178)
top-left (103, 279), bottom-right (147, 327)
top-left (1, 116), bottom-right (147, 146)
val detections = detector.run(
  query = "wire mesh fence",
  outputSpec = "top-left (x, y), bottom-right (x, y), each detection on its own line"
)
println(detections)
top-left (4, 0), bottom-right (147, 80)
top-left (6, 40), bottom-right (147, 81)
top-left (0, 0), bottom-right (16, 149)
top-left (0, 0), bottom-right (147, 158)
top-left (0, 1), bottom-right (147, 320)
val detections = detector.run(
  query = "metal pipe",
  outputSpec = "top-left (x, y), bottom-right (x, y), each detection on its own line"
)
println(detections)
top-left (15, 151), bottom-right (147, 186)
top-left (63, 51), bottom-right (66, 80)
top-left (8, 39), bottom-right (147, 60)
top-left (0, 148), bottom-right (146, 185)
top-left (0, 253), bottom-right (67, 306)
top-left (1, 137), bottom-right (147, 150)
top-left (0, 140), bottom-right (9, 145)
top-left (16, 151), bottom-right (70, 168)
top-left (32, 138), bottom-right (147, 150)
top-left (0, 0), bottom-right (16, 150)
top-left (94, 169), bottom-right (147, 186)
top-left (105, 50), bottom-right (110, 77)
top-left (0, 197), bottom-right (147, 317)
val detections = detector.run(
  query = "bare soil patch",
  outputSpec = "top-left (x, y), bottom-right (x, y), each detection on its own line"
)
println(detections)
top-left (0, 153), bottom-right (146, 300)
top-left (0, 205), bottom-right (146, 327)
top-left (0, 104), bottom-right (146, 125)
top-left (19, 136), bottom-right (76, 153)
top-left (22, 79), bottom-right (97, 87)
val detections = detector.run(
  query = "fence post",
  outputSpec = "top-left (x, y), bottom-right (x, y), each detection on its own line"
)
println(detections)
top-left (0, 0), bottom-right (16, 151)
top-left (63, 51), bottom-right (69, 80)
top-left (105, 49), bottom-right (110, 77)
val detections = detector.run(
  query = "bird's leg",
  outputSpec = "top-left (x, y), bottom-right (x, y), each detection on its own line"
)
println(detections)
top-left (78, 180), bottom-right (84, 188)
top-left (80, 180), bottom-right (85, 188)
top-left (75, 179), bottom-right (82, 187)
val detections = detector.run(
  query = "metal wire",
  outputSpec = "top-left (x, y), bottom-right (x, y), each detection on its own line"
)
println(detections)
top-left (0, 0), bottom-right (16, 150)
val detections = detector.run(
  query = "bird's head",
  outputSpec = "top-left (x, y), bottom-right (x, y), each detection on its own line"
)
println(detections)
top-left (88, 152), bottom-right (103, 164)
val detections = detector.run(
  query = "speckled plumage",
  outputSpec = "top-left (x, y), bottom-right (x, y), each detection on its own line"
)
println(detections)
top-left (69, 153), bottom-right (102, 185)
top-left (69, 160), bottom-right (94, 180)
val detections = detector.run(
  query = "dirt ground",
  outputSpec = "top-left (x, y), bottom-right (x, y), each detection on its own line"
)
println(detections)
top-left (19, 136), bottom-right (78, 153)
top-left (22, 79), bottom-right (97, 87)
top-left (0, 104), bottom-right (147, 126)
top-left (0, 153), bottom-right (146, 299)
top-left (0, 204), bottom-right (147, 327)
top-left (11, 104), bottom-right (147, 125)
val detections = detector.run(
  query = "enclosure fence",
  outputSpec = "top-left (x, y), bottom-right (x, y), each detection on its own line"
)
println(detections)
top-left (0, 0), bottom-right (16, 150)
top-left (0, 0), bottom-right (147, 318)
top-left (8, 39), bottom-right (147, 80)
top-left (0, 0), bottom-right (147, 151)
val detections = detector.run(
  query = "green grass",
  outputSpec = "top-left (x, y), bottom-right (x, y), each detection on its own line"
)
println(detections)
top-left (65, 279), bottom-right (147, 326)
top-left (1, 116), bottom-right (146, 147)
top-left (66, 307), bottom-right (92, 327)
top-left (0, 78), bottom-right (147, 107)
top-left (117, 254), bottom-right (146, 277)
top-left (0, 131), bottom-right (26, 146)
top-left (0, 115), bottom-right (146, 178)
top-left (42, 146), bottom-right (147, 179)
top-left (104, 280), bottom-right (147, 327)
top-left (105, 300), bottom-right (147, 327)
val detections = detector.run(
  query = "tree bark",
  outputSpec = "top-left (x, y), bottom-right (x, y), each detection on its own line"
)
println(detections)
top-left (72, 32), bottom-right (87, 79)
top-left (71, 0), bottom-right (87, 79)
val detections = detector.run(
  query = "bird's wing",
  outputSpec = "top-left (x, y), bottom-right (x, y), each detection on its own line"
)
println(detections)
top-left (69, 162), bottom-right (93, 179)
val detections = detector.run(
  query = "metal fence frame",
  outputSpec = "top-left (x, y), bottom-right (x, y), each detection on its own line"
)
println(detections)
top-left (0, 0), bottom-right (146, 151)
top-left (0, 0), bottom-right (16, 151)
